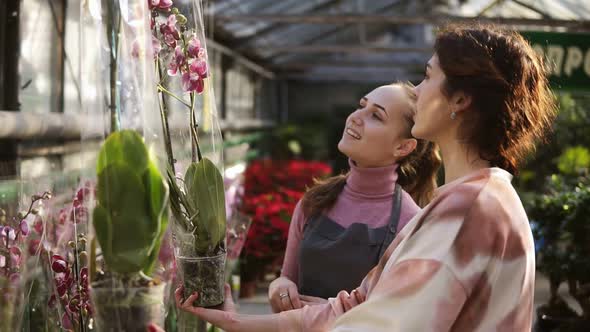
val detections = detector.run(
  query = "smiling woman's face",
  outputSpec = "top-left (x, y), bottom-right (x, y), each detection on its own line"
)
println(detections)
top-left (337, 85), bottom-right (414, 168)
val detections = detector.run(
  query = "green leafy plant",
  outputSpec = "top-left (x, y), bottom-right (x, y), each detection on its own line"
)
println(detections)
top-left (93, 130), bottom-right (169, 277)
top-left (557, 146), bottom-right (590, 176)
top-left (520, 92), bottom-right (590, 191)
top-left (167, 158), bottom-right (225, 256)
top-left (529, 173), bottom-right (590, 328)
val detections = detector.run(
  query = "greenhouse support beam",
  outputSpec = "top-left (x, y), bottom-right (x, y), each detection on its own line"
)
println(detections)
top-left (206, 38), bottom-right (276, 79)
top-left (259, 45), bottom-right (432, 54)
top-left (215, 14), bottom-right (590, 31)
top-left (0, 111), bottom-right (275, 140)
top-left (271, 60), bottom-right (424, 70)
top-left (0, 111), bottom-right (98, 140)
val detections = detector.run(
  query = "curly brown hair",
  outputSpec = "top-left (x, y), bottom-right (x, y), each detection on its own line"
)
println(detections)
top-left (434, 24), bottom-right (558, 174)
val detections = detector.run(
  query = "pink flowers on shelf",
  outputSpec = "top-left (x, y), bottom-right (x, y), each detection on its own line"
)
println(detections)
top-left (0, 190), bottom-right (51, 327)
top-left (0, 191), bottom-right (51, 281)
top-left (41, 183), bottom-right (94, 331)
top-left (49, 252), bottom-right (92, 329)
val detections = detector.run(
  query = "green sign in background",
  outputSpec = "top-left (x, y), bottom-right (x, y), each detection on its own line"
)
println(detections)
top-left (521, 31), bottom-right (590, 90)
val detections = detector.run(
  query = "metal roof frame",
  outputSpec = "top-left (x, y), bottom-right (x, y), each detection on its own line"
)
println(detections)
top-left (206, 0), bottom-right (590, 81)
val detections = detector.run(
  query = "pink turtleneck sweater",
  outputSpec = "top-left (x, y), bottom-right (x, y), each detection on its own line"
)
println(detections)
top-left (281, 159), bottom-right (421, 283)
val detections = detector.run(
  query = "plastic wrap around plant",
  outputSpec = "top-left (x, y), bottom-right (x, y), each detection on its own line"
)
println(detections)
top-left (6, 174), bottom-right (89, 332)
top-left (91, 282), bottom-right (167, 332)
top-left (81, 0), bottom-right (170, 330)
top-left (42, 180), bottom-right (94, 332)
top-left (149, 0), bottom-right (226, 307)
top-left (0, 179), bottom-right (52, 331)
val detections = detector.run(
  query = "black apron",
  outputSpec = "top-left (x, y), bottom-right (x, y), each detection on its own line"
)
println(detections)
top-left (297, 184), bottom-right (402, 299)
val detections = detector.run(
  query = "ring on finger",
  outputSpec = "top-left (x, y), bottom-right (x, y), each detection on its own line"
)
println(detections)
top-left (279, 293), bottom-right (289, 299)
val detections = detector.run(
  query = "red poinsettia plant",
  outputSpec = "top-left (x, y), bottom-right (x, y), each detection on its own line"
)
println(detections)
top-left (240, 159), bottom-right (331, 258)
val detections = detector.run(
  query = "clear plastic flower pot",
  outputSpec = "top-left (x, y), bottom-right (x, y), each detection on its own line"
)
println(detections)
top-left (176, 252), bottom-right (226, 307)
top-left (91, 282), bottom-right (167, 332)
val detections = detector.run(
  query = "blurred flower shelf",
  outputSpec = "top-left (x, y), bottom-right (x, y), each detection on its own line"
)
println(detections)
top-left (529, 173), bottom-right (590, 332)
top-left (238, 159), bottom-right (331, 298)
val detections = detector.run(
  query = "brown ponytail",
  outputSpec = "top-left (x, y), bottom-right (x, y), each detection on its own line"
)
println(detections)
top-left (301, 173), bottom-right (348, 220)
top-left (397, 140), bottom-right (441, 207)
top-left (301, 82), bottom-right (441, 219)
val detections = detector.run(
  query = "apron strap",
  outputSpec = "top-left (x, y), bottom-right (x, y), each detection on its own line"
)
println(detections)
top-left (377, 183), bottom-right (402, 260)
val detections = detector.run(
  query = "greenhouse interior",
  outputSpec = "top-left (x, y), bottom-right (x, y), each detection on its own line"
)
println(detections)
top-left (1, 0), bottom-right (590, 331)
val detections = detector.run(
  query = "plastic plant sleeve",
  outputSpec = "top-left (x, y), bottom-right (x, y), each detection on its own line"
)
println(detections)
top-left (41, 177), bottom-right (96, 332)
top-left (19, 175), bottom-right (75, 332)
top-left (150, 0), bottom-right (226, 308)
top-left (0, 179), bottom-right (51, 331)
top-left (80, 1), bottom-right (170, 331)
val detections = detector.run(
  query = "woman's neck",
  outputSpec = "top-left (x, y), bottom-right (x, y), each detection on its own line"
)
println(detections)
top-left (347, 159), bottom-right (398, 196)
top-left (439, 138), bottom-right (490, 184)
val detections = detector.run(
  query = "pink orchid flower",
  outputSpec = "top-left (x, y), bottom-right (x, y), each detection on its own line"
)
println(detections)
top-left (149, 0), bottom-right (173, 11)
top-left (181, 71), bottom-right (204, 93)
top-left (160, 14), bottom-right (180, 48)
top-left (186, 36), bottom-right (202, 58)
top-left (1, 226), bottom-right (16, 244)
top-left (189, 59), bottom-right (208, 78)
top-left (168, 46), bottom-right (185, 76)
top-left (19, 220), bottom-right (28, 236)
top-left (10, 246), bottom-right (21, 266)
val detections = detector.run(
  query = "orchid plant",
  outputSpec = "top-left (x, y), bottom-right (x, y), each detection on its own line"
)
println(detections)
top-left (0, 191), bottom-right (51, 331)
top-left (46, 185), bottom-right (93, 331)
top-left (1, 192), bottom-right (51, 283)
top-left (149, 0), bottom-right (225, 259)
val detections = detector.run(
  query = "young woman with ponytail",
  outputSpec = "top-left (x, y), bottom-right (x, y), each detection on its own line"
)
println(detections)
top-left (267, 82), bottom-right (441, 312)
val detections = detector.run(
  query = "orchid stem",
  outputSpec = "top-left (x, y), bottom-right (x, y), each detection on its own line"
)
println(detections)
top-left (189, 92), bottom-right (202, 163)
top-left (157, 84), bottom-right (192, 108)
top-left (106, 0), bottom-right (121, 133)
top-left (155, 57), bottom-right (176, 173)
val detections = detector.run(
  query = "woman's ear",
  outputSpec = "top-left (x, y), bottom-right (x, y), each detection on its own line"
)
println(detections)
top-left (394, 138), bottom-right (418, 158)
top-left (451, 91), bottom-right (472, 114)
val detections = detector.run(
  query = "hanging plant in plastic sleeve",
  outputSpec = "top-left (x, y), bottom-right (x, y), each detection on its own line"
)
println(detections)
top-left (80, 0), bottom-right (170, 331)
top-left (149, 0), bottom-right (226, 308)
top-left (40, 180), bottom-right (95, 332)
top-left (19, 175), bottom-right (76, 332)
